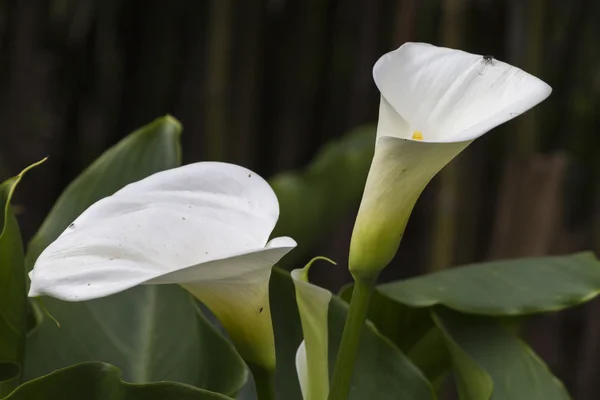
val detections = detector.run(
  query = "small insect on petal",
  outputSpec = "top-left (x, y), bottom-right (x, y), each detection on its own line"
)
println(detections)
top-left (412, 131), bottom-right (424, 141)
top-left (481, 55), bottom-right (495, 66)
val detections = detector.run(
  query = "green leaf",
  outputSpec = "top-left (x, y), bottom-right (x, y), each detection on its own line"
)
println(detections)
top-left (404, 328), bottom-right (451, 390)
top-left (340, 286), bottom-right (433, 352)
top-left (271, 126), bottom-right (375, 268)
top-left (270, 268), bottom-right (434, 400)
top-left (342, 253), bottom-right (598, 395)
top-left (432, 308), bottom-right (570, 400)
top-left (0, 160), bottom-right (45, 396)
top-left (376, 252), bottom-right (600, 315)
top-left (24, 117), bottom-right (247, 396)
top-left (3, 362), bottom-right (233, 399)
top-left (340, 286), bottom-right (450, 388)
top-left (25, 286), bottom-right (247, 394)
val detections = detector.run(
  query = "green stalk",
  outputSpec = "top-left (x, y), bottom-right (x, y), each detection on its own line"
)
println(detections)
top-left (328, 277), bottom-right (376, 400)
top-left (248, 363), bottom-right (276, 400)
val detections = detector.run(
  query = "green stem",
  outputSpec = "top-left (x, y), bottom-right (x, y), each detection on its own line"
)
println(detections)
top-left (248, 363), bottom-right (275, 400)
top-left (328, 277), bottom-right (376, 400)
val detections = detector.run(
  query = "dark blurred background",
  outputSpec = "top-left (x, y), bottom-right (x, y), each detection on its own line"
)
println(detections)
top-left (0, 0), bottom-right (599, 398)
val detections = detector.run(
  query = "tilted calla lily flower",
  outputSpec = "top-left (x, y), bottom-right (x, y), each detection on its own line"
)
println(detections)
top-left (28, 162), bottom-right (297, 371)
top-left (291, 257), bottom-right (335, 400)
top-left (349, 42), bottom-right (552, 278)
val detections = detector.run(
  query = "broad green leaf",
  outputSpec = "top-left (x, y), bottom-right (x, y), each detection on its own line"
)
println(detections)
top-left (25, 286), bottom-right (247, 394)
top-left (340, 285), bottom-right (451, 387)
top-left (340, 286), bottom-right (433, 352)
top-left (377, 252), bottom-right (600, 315)
top-left (341, 253), bottom-right (598, 394)
top-left (328, 300), bottom-right (434, 399)
top-left (271, 126), bottom-right (375, 268)
top-left (24, 117), bottom-right (247, 396)
top-left (432, 309), bottom-right (569, 400)
top-left (404, 328), bottom-right (451, 389)
top-left (0, 160), bottom-right (45, 396)
top-left (0, 363), bottom-right (19, 398)
top-left (270, 268), bottom-right (434, 400)
top-left (3, 362), bottom-right (233, 399)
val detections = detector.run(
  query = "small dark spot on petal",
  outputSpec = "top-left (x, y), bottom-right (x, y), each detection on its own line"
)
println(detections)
top-left (69, 223), bottom-right (75, 228)
top-left (258, 306), bottom-right (264, 314)
top-left (109, 258), bottom-right (115, 260)
top-left (205, 251), bottom-right (208, 254)
top-left (182, 217), bottom-right (186, 220)
top-left (248, 173), bottom-right (251, 178)
top-left (87, 283), bottom-right (90, 286)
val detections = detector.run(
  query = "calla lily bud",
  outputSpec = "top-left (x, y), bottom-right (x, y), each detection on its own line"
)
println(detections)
top-left (349, 42), bottom-right (552, 280)
top-left (291, 257), bottom-right (336, 400)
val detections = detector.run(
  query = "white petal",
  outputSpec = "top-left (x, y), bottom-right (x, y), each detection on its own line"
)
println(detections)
top-left (29, 162), bottom-right (291, 301)
top-left (373, 42), bottom-right (552, 142)
top-left (292, 258), bottom-right (333, 400)
top-left (350, 137), bottom-right (468, 275)
top-left (375, 97), bottom-right (412, 140)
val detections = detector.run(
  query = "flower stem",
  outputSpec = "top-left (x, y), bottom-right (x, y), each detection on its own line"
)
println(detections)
top-left (248, 363), bottom-right (276, 400)
top-left (328, 277), bottom-right (375, 400)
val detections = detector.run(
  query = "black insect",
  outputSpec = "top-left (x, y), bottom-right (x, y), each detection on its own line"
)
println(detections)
top-left (481, 55), bottom-right (495, 66)
top-left (258, 306), bottom-right (264, 314)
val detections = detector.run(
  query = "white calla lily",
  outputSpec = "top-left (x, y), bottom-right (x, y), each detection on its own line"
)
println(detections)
top-left (28, 161), bottom-right (296, 370)
top-left (349, 42), bottom-right (552, 278)
top-left (291, 258), bottom-right (335, 400)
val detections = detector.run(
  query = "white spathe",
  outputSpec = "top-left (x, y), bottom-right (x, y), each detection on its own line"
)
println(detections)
top-left (28, 162), bottom-right (296, 369)
top-left (291, 258), bottom-right (335, 400)
top-left (349, 42), bottom-right (552, 278)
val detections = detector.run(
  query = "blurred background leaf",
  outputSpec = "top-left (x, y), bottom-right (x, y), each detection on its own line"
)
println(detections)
top-left (23, 118), bottom-right (247, 397)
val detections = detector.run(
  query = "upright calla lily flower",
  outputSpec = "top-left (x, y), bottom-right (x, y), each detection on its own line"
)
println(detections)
top-left (28, 162), bottom-right (296, 371)
top-left (349, 42), bottom-right (552, 279)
